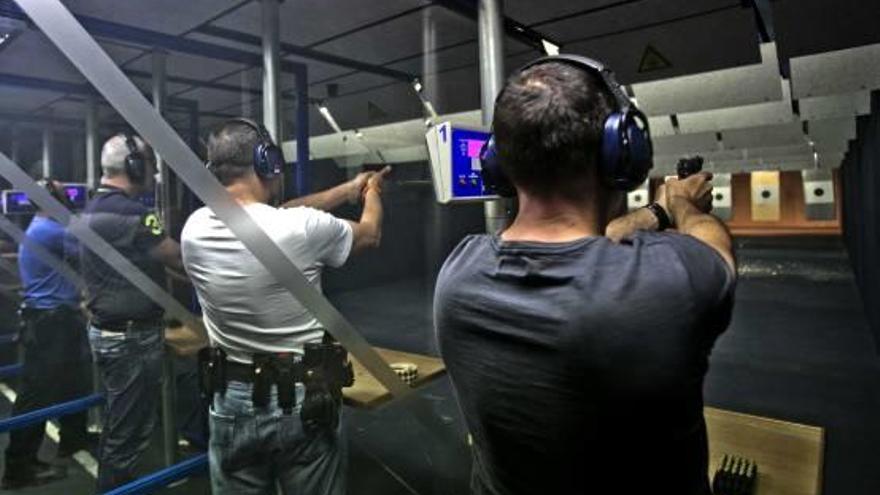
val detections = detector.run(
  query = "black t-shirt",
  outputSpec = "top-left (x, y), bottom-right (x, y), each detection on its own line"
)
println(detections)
top-left (79, 187), bottom-right (166, 327)
top-left (434, 231), bottom-right (735, 495)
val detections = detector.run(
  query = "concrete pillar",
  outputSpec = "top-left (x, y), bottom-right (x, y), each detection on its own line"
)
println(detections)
top-left (261, 0), bottom-right (282, 142)
top-left (41, 118), bottom-right (53, 177)
top-left (85, 95), bottom-right (99, 188)
top-left (478, 0), bottom-right (509, 234)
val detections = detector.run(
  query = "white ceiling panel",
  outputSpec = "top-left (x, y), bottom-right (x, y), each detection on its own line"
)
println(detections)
top-left (631, 43), bottom-right (782, 116)
top-left (722, 122), bottom-right (805, 150)
top-left (652, 131), bottom-right (718, 156)
top-left (790, 43), bottom-right (880, 99)
top-left (808, 117), bottom-right (857, 145)
top-left (647, 116), bottom-right (675, 137)
top-left (676, 79), bottom-right (793, 133)
top-left (799, 91), bottom-right (871, 121)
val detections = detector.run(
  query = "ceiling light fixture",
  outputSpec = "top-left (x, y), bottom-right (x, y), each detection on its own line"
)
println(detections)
top-left (315, 102), bottom-right (343, 134)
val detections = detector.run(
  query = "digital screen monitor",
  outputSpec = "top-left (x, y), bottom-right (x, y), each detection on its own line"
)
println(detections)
top-left (450, 127), bottom-right (491, 199)
top-left (63, 184), bottom-right (88, 210)
top-left (2, 190), bottom-right (36, 215)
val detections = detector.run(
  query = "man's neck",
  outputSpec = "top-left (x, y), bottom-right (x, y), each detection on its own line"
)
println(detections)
top-left (501, 191), bottom-right (603, 243)
top-left (101, 176), bottom-right (135, 196)
top-left (225, 176), bottom-right (269, 205)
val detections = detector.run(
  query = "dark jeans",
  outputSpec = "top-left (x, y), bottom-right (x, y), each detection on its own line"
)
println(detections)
top-left (5, 306), bottom-right (91, 469)
top-left (88, 323), bottom-right (164, 492)
top-left (209, 380), bottom-right (346, 495)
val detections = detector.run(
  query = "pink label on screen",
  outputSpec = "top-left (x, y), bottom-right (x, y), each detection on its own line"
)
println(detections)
top-left (463, 139), bottom-right (486, 158)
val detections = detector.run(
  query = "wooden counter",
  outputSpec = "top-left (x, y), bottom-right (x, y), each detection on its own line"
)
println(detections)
top-left (343, 347), bottom-right (446, 409)
top-left (706, 407), bottom-right (824, 495)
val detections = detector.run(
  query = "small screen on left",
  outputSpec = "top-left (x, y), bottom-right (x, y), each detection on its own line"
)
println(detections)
top-left (3, 191), bottom-right (36, 214)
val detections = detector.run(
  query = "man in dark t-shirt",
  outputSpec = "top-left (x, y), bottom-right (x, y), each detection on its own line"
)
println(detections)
top-left (434, 58), bottom-right (735, 495)
top-left (79, 134), bottom-right (183, 492)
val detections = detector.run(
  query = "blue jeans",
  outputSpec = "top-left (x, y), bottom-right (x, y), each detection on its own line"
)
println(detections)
top-left (209, 380), bottom-right (347, 495)
top-left (88, 324), bottom-right (164, 492)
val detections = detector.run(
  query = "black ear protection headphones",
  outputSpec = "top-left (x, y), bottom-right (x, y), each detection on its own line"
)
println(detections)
top-left (122, 132), bottom-right (148, 185)
top-left (36, 177), bottom-right (73, 209)
top-left (480, 54), bottom-right (654, 196)
top-left (206, 118), bottom-right (285, 180)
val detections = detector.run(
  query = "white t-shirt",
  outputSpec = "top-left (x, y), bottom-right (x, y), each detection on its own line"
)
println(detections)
top-left (181, 203), bottom-right (353, 363)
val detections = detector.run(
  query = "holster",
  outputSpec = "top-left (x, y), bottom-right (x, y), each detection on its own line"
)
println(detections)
top-left (198, 347), bottom-right (227, 404)
top-left (300, 340), bottom-right (354, 432)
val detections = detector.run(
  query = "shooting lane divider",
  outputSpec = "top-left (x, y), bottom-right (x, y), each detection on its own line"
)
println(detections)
top-left (0, 363), bottom-right (22, 379)
top-left (0, 393), bottom-right (104, 434)
top-left (103, 453), bottom-right (208, 495)
top-left (12, 0), bottom-right (427, 411)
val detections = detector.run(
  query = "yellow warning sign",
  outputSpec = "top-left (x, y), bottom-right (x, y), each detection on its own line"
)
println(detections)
top-left (638, 45), bottom-right (671, 73)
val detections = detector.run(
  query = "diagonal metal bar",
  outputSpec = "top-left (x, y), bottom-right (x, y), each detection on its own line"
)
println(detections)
top-left (0, 155), bottom-right (204, 334)
top-left (0, 214), bottom-right (84, 289)
top-left (13, 0), bottom-right (413, 400)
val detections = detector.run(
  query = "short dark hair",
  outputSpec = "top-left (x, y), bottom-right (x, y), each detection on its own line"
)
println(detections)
top-left (206, 120), bottom-right (259, 185)
top-left (493, 62), bottom-right (616, 199)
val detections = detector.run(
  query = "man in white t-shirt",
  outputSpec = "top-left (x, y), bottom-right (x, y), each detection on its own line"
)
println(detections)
top-left (181, 118), bottom-right (389, 495)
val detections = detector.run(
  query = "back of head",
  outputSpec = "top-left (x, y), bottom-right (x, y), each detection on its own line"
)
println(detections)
top-left (206, 120), bottom-right (260, 186)
top-left (493, 62), bottom-right (616, 200)
top-left (100, 134), bottom-right (153, 180)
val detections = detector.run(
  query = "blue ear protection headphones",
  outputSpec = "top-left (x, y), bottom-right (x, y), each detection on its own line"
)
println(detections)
top-left (227, 118), bottom-right (285, 179)
top-left (480, 54), bottom-right (653, 196)
top-left (122, 132), bottom-right (147, 185)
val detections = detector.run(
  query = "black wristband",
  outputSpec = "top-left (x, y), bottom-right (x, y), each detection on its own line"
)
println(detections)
top-left (644, 202), bottom-right (672, 231)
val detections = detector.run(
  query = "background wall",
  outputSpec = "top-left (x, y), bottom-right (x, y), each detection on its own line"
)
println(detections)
top-left (841, 91), bottom-right (880, 350)
top-left (727, 170), bottom-right (842, 236)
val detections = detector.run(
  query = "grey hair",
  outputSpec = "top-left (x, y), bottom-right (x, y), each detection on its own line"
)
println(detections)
top-left (100, 134), bottom-right (153, 178)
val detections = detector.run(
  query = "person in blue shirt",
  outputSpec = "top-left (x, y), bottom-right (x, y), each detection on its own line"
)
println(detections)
top-left (3, 179), bottom-right (92, 489)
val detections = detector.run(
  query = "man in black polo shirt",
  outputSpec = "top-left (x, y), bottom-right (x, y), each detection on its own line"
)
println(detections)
top-left (79, 133), bottom-right (182, 492)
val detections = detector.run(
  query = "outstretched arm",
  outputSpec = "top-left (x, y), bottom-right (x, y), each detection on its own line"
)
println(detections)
top-left (666, 173), bottom-right (735, 272)
top-left (348, 166), bottom-right (391, 254)
top-left (606, 184), bottom-right (668, 242)
top-left (282, 171), bottom-right (373, 211)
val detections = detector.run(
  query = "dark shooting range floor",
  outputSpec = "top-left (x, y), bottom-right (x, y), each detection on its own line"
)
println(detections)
top-left (0, 235), bottom-right (875, 495)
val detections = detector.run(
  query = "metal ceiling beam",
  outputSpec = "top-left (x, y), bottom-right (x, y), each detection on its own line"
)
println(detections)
top-left (433, 0), bottom-right (561, 53)
top-left (0, 0), bottom-right (306, 75)
top-left (194, 25), bottom-right (415, 82)
top-left (123, 68), bottom-right (297, 100)
top-left (0, 72), bottom-right (198, 111)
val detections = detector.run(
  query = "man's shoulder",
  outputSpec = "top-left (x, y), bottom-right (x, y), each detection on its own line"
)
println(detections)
top-left (86, 191), bottom-right (147, 217)
top-left (437, 234), bottom-right (493, 279)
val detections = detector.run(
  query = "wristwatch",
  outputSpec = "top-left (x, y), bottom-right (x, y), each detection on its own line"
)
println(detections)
top-left (644, 202), bottom-right (672, 231)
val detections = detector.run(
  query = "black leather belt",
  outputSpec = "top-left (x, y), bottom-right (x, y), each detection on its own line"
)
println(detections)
top-left (95, 318), bottom-right (163, 333)
top-left (225, 359), bottom-right (306, 384)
